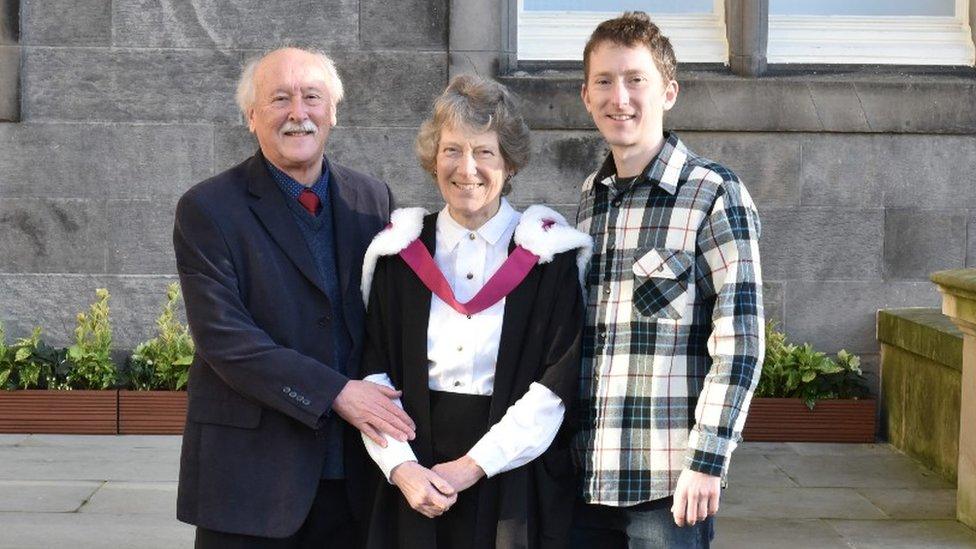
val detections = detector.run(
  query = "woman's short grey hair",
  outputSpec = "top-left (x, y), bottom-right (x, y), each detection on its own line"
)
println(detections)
top-left (415, 75), bottom-right (531, 195)
top-left (235, 47), bottom-right (345, 117)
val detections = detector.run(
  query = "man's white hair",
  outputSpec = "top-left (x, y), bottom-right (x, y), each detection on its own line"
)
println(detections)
top-left (235, 47), bottom-right (345, 117)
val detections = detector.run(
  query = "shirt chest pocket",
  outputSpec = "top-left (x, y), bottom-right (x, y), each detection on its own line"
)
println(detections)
top-left (632, 247), bottom-right (695, 320)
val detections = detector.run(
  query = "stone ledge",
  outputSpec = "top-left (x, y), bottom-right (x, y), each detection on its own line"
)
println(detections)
top-left (932, 268), bottom-right (976, 298)
top-left (877, 308), bottom-right (964, 372)
top-left (499, 67), bottom-right (976, 134)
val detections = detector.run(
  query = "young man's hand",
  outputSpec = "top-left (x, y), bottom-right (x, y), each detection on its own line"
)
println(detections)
top-left (671, 469), bottom-right (721, 527)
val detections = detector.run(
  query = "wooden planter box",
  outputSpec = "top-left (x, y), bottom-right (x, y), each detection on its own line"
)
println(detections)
top-left (0, 390), bottom-right (118, 434)
top-left (743, 398), bottom-right (877, 443)
top-left (118, 390), bottom-right (187, 435)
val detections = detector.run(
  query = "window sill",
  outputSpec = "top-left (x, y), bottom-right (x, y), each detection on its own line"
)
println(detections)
top-left (498, 65), bottom-right (976, 134)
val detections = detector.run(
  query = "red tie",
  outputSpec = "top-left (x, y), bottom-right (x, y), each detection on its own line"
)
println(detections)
top-left (298, 188), bottom-right (320, 215)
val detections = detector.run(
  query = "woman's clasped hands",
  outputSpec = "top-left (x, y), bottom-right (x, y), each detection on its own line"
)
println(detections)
top-left (389, 456), bottom-right (486, 518)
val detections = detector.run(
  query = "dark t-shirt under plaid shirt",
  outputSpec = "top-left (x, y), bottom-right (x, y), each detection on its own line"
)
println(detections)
top-left (573, 132), bottom-right (765, 506)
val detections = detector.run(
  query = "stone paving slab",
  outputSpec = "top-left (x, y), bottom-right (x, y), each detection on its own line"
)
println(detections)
top-left (857, 488), bottom-right (959, 520)
top-left (786, 442), bottom-right (897, 456)
top-left (80, 482), bottom-right (177, 516)
top-left (827, 519), bottom-right (976, 548)
top-left (768, 454), bottom-right (954, 489)
top-left (714, 518), bottom-right (850, 549)
top-left (726, 453), bottom-right (797, 487)
top-left (0, 480), bottom-right (102, 512)
top-left (722, 486), bottom-right (888, 519)
top-left (15, 434), bottom-right (181, 449)
top-left (0, 434), bottom-right (29, 446)
top-left (0, 442), bottom-right (178, 482)
top-left (0, 512), bottom-right (193, 549)
top-left (734, 441), bottom-right (796, 455)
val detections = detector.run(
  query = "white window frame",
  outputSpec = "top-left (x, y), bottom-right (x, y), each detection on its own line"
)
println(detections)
top-left (768, 0), bottom-right (976, 65)
top-left (516, 0), bottom-right (729, 64)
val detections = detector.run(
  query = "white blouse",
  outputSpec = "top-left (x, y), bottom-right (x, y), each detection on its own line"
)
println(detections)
top-left (363, 199), bottom-right (565, 480)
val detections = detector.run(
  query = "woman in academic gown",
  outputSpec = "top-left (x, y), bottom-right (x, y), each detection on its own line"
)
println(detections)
top-left (358, 75), bottom-right (592, 549)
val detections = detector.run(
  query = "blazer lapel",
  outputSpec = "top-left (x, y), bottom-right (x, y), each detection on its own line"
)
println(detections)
top-left (399, 215), bottom-right (436, 464)
top-left (328, 161), bottom-right (366, 349)
top-left (245, 152), bottom-right (330, 298)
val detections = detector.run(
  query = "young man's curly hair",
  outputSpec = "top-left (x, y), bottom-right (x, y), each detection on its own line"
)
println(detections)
top-left (583, 11), bottom-right (677, 83)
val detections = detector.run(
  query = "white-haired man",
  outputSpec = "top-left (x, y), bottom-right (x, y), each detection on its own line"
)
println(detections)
top-left (174, 47), bottom-right (416, 548)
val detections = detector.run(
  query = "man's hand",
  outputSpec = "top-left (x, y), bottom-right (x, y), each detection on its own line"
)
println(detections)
top-left (671, 469), bottom-right (721, 527)
top-left (333, 380), bottom-right (416, 446)
top-left (431, 456), bottom-right (485, 493)
top-left (390, 461), bottom-right (457, 518)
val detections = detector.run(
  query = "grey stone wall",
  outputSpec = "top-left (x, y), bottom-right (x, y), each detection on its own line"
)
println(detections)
top-left (1, 0), bottom-right (973, 395)
top-left (0, 0), bottom-right (448, 349)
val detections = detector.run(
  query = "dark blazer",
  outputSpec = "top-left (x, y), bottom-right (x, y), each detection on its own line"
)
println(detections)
top-left (173, 150), bottom-right (392, 538)
top-left (362, 214), bottom-right (583, 549)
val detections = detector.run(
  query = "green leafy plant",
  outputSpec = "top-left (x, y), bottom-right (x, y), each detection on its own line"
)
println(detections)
top-left (126, 283), bottom-right (194, 391)
top-left (66, 288), bottom-right (117, 390)
top-left (0, 323), bottom-right (70, 390)
top-left (757, 323), bottom-right (870, 409)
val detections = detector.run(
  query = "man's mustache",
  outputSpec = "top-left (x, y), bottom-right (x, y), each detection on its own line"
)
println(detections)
top-left (280, 120), bottom-right (318, 134)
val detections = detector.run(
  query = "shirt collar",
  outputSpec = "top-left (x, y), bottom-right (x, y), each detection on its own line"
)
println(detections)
top-left (264, 156), bottom-right (331, 203)
top-left (595, 131), bottom-right (685, 196)
top-left (437, 198), bottom-right (517, 252)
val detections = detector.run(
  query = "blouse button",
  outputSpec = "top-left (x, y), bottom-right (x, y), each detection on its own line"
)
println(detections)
top-left (457, 345), bottom-right (463, 352)
top-left (454, 381), bottom-right (462, 387)
top-left (468, 233), bottom-right (476, 240)
top-left (466, 273), bottom-right (474, 280)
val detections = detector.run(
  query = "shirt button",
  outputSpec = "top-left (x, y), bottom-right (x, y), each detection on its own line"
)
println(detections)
top-left (466, 273), bottom-right (474, 280)
top-left (457, 345), bottom-right (463, 352)
top-left (468, 233), bottom-right (476, 240)
top-left (611, 199), bottom-right (622, 207)
top-left (454, 381), bottom-right (462, 387)
top-left (603, 286), bottom-right (611, 295)
top-left (657, 265), bottom-right (665, 272)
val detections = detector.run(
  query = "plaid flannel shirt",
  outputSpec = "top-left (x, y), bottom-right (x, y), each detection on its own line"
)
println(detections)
top-left (573, 132), bottom-right (764, 506)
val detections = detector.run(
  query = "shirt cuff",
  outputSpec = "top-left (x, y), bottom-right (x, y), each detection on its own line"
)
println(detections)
top-left (684, 428), bottom-right (735, 477)
top-left (360, 373), bottom-right (418, 483)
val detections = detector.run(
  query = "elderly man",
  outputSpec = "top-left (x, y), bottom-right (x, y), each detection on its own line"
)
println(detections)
top-left (174, 47), bottom-right (415, 548)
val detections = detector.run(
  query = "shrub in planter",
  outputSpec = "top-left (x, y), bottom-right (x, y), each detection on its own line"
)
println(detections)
top-left (0, 324), bottom-right (70, 390)
top-left (125, 283), bottom-right (194, 391)
top-left (119, 283), bottom-right (193, 435)
top-left (745, 323), bottom-right (875, 442)
top-left (0, 321), bottom-right (116, 434)
top-left (66, 288), bottom-right (117, 390)
top-left (756, 323), bottom-right (870, 409)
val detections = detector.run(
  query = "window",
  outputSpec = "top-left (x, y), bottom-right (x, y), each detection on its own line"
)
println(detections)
top-left (767, 0), bottom-right (975, 65)
top-left (517, 0), bottom-right (728, 64)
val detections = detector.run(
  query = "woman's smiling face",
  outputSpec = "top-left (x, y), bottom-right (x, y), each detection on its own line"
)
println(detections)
top-left (435, 124), bottom-right (510, 230)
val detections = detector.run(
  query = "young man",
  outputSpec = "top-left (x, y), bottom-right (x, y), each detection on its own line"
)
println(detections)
top-left (573, 12), bottom-right (764, 548)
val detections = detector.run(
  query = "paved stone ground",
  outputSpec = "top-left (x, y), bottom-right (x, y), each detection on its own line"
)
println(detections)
top-left (0, 435), bottom-right (974, 548)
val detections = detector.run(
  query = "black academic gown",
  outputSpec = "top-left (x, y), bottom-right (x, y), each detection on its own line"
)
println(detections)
top-left (361, 213), bottom-right (583, 549)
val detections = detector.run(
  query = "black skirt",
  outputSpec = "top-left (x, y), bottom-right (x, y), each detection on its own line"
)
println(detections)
top-left (429, 390), bottom-right (492, 548)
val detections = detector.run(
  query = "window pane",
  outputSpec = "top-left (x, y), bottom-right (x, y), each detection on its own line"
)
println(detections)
top-left (770, 0), bottom-right (954, 17)
top-left (523, 0), bottom-right (714, 14)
